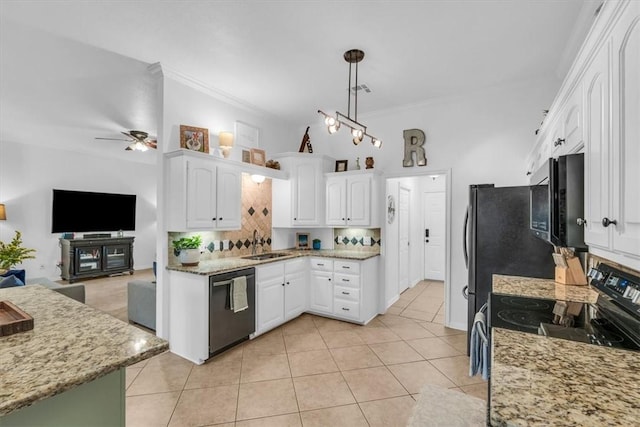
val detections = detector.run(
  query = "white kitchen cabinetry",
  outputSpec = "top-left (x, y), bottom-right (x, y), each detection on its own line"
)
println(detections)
top-left (326, 171), bottom-right (381, 227)
top-left (584, 0), bottom-right (640, 268)
top-left (308, 257), bottom-right (379, 323)
top-left (255, 258), bottom-right (307, 336)
top-left (309, 259), bottom-right (334, 314)
top-left (272, 153), bottom-right (334, 227)
top-left (166, 151), bottom-right (241, 231)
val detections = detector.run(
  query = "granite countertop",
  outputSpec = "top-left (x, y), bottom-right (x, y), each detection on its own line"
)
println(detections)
top-left (167, 249), bottom-right (380, 276)
top-left (0, 285), bottom-right (168, 416)
top-left (493, 274), bottom-right (599, 303)
top-left (490, 274), bottom-right (640, 426)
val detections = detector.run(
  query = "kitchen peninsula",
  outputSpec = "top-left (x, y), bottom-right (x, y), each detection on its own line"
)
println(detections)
top-left (0, 285), bottom-right (168, 426)
top-left (490, 275), bottom-right (640, 426)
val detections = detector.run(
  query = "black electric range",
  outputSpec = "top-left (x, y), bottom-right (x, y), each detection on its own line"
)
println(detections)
top-left (488, 263), bottom-right (640, 351)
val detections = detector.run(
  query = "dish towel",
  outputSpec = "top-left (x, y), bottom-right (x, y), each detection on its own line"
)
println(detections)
top-left (231, 276), bottom-right (249, 313)
top-left (469, 303), bottom-right (489, 380)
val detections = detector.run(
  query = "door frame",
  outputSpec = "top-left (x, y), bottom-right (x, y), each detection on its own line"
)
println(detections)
top-left (383, 169), bottom-right (452, 327)
top-left (398, 184), bottom-right (411, 294)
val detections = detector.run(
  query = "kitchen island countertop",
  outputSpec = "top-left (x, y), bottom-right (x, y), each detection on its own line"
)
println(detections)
top-left (167, 249), bottom-right (380, 276)
top-left (490, 274), bottom-right (640, 426)
top-left (0, 285), bottom-right (168, 416)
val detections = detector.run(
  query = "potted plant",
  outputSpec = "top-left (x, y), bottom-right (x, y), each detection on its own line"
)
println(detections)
top-left (172, 235), bottom-right (202, 266)
top-left (0, 231), bottom-right (36, 273)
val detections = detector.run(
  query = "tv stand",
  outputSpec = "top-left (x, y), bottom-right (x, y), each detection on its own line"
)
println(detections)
top-left (60, 237), bottom-right (134, 283)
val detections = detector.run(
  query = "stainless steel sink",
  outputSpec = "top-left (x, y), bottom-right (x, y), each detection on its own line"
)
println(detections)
top-left (241, 253), bottom-right (291, 261)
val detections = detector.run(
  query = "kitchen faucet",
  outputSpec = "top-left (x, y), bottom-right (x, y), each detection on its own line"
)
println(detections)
top-left (252, 229), bottom-right (261, 255)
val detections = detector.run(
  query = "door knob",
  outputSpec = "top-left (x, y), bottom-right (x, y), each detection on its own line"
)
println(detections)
top-left (576, 218), bottom-right (587, 226)
top-left (602, 217), bottom-right (617, 228)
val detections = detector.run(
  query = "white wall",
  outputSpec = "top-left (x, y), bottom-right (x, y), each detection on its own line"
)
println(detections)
top-left (313, 78), bottom-right (560, 330)
top-left (0, 141), bottom-right (157, 279)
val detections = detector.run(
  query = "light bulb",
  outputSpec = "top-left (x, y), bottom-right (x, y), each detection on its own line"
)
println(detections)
top-left (324, 116), bottom-right (337, 126)
top-left (136, 142), bottom-right (148, 152)
top-left (351, 128), bottom-right (363, 139)
top-left (353, 136), bottom-right (361, 145)
top-left (328, 121), bottom-right (340, 134)
top-left (372, 138), bottom-right (382, 148)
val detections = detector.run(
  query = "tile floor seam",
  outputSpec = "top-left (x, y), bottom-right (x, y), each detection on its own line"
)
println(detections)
top-left (234, 348), bottom-right (245, 423)
top-left (284, 343), bottom-right (302, 417)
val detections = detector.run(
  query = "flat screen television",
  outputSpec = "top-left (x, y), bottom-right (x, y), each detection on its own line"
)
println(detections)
top-left (51, 189), bottom-right (137, 233)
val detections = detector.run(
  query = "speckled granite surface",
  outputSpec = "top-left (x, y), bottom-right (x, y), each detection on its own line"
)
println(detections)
top-left (490, 328), bottom-right (640, 426)
top-left (490, 275), bottom-right (640, 426)
top-left (493, 274), bottom-right (598, 303)
top-left (167, 249), bottom-right (380, 275)
top-left (0, 285), bottom-right (168, 416)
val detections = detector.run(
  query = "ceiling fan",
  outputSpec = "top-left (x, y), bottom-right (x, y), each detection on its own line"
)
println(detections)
top-left (95, 130), bottom-right (157, 151)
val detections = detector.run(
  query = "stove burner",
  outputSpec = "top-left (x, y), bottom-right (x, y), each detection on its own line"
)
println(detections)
top-left (497, 309), bottom-right (555, 330)
top-left (499, 297), bottom-right (551, 311)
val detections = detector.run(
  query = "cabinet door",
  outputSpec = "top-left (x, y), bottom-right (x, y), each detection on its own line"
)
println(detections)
top-left (256, 274), bottom-right (285, 334)
top-left (103, 244), bottom-right (130, 271)
top-left (186, 158), bottom-right (217, 229)
top-left (347, 176), bottom-right (371, 226)
top-left (611, 4), bottom-right (640, 257)
top-left (583, 44), bottom-right (611, 250)
top-left (326, 177), bottom-right (346, 226)
top-left (216, 166), bottom-right (242, 230)
top-left (292, 160), bottom-right (320, 225)
top-left (562, 85), bottom-right (583, 155)
top-left (74, 246), bottom-right (102, 274)
top-left (309, 270), bottom-right (333, 314)
top-left (284, 270), bottom-right (307, 321)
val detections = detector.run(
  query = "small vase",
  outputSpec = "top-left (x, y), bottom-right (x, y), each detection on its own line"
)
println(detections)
top-left (365, 157), bottom-right (374, 169)
top-left (179, 249), bottom-right (200, 266)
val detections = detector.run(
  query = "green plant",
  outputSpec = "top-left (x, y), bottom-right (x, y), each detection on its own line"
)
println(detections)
top-left (172, 235), bottom-right (202, 251)
top-left (0, 231), bottom-right (36, 270)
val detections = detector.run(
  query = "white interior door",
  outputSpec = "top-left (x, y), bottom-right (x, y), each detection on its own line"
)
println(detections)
top-left (398, 186), bottom-right (410, 293)
top-left (423, 191), bottom-right (446, 280)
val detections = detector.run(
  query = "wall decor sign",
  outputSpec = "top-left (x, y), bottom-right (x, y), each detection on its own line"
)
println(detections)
top-left (180, 125), bottom-right (209, 153)
top-left (402, 128), bottom-right (427, 167)
top-left (296, 232), bottom-right (310, 250)
top-left (235, 121), bottom-right (260, 148)
top-left (250, 148), bottom-right (266, 166)
top-left (335, 160), bottom-right (348, 172)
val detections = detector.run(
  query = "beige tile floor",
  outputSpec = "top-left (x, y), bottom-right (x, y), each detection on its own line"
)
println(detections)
top-left (78, 273), bottom-right (487, 426)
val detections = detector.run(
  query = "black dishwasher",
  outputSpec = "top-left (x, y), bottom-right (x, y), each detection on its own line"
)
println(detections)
top-left (209, 267), bottom-right (256, 356)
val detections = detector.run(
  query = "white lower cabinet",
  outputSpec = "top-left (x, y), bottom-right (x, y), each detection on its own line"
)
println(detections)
top-left (255, 258), bottom-right (307, 336)
top-left (309, 268), bottom-right (334, 314)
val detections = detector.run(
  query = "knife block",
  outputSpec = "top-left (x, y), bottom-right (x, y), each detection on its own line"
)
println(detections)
top-left (555, 257), bottom-right (588, 285)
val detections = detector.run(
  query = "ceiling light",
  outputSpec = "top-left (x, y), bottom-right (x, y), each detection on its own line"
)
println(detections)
top-left (318, 49), bottom-right (381, 149)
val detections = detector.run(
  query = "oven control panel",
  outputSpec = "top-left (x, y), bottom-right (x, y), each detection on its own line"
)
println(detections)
top-left (589, 264), bottom-right (640, 315)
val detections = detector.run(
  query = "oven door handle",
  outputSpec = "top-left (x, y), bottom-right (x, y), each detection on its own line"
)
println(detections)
top-left (463, 207), bottom-right (469, 269)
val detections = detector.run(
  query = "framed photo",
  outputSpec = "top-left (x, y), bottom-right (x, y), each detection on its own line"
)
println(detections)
top-left (242, 150), bottom-right (251, 163)
top-left (180, 125), bottom-right (209, 153)
top-left (250, 148), bottom-right (266, 166)
top-left (235, 121), bottom-right (260, 148)
top-left (296, 233), bottom-right (310, 250)
top-left (335, 160), bottom-right (348, 172)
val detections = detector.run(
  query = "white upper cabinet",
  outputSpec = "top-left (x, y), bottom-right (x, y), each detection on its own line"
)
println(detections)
top-left (326, 174), bottom-right (372, 226)
top-left (166, 151), bottom-right (241, 231)
top-left (610, 2), bottom-right (640, 258)
top-left (272, 154), bottom-right (334, 228)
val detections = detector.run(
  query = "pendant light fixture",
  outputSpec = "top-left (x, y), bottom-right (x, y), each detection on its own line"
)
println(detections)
top-left (318, 49), bottom-right (382, 148)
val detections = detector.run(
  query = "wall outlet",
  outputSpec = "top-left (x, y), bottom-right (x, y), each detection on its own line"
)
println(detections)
top-left (363, 236), bottom-right (372, 246)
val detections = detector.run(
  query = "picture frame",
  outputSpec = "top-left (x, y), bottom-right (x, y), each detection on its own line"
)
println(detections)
top-left (180, 125), bottom-right (209, 153)
top-left (296, 232), bottom-right (310, 250)
top-left (335, 160), bottom-right (348, 172)
top-left (242, 149), bottom-right (251, 163)
top-left (250, 148), bottom-right (266, 166)
top-left (235, 121), bottom-right (260, 148)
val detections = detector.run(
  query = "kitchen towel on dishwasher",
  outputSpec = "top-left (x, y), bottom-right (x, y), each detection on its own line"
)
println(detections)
top-left (231, 276), bottom-right (249, 313)
top-left (469, 304), bottom-right (489, 380)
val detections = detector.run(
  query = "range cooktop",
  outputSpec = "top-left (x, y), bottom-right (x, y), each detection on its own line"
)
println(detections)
top-left (489, 264), bottom-right (640, 351)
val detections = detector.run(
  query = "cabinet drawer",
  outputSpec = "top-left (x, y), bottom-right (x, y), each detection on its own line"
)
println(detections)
top-left (333, 273), bottom-right (359, 289)
top-left (310, 258), bottom-right (333, 271)
top-left (333, 299), bottom-right (360, 320)
top-left (334, 260), bottom-right (360, 274)
top-left (334, 285), bottom-right (359, 302)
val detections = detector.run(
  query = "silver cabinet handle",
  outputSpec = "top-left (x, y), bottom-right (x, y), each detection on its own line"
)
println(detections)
top-left (342, 307), bottom-right (350, 311)
top-left (341, 291), bottom-right (350, 295)
top-left (342, 266), bottom-right (350, 269)
top-left (317, 263), bottom-right (324, 266)
top-left (577, 218), bottom-right (587, 226)
top-left (342, 278), bottom-right (349, 282)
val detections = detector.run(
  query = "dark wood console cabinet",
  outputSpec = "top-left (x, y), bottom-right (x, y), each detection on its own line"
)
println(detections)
top-left (60, 237), bottom-right (134, 283)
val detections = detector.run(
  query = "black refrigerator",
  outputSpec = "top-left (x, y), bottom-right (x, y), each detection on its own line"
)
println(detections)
top-left (464, 184), bottom-right (555, 352)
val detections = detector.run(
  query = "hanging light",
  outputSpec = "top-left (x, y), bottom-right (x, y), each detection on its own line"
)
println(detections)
top-left (318, 48), bottom-right (382, 149)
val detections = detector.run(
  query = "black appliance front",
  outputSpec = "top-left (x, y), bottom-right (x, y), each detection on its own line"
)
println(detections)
top-left (465, 184), bottom-right (556, 353)
top-left (209, 268), bottom-right (256, 357)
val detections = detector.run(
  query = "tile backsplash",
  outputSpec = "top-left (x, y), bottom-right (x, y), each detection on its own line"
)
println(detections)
top-left (168, 174), bottom-right (272, 264)
top-left (333, 228), bottom-right (381, 253)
